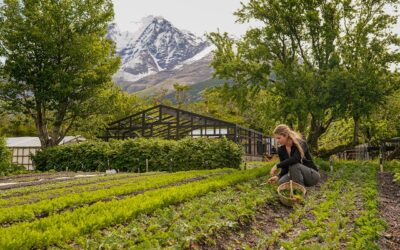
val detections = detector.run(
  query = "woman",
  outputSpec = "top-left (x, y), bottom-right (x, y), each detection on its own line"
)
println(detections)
top-left (268, 124), bottom-right (320, 187)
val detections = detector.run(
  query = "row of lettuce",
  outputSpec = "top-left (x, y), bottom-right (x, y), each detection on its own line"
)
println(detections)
top-left (32, 137), bottom-right (243, 172)
top-left (0, 166), bottom-right (270, 249)
top-left (255, 162), bottom-right (386, 249)
top-left (385, 160), bottom-right (400, 183)
top-left (2, 160), bottom-right (391, 249)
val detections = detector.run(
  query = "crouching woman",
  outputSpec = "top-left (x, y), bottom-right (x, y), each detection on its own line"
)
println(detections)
top-left (268, 124), bottom-right (320, 187)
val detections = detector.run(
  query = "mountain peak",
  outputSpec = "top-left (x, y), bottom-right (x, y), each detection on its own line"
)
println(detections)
top-left (109, 16), bottom-right (211, 90)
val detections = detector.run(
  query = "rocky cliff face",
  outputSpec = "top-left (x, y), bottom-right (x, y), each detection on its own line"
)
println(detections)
top-left (108, 16), bottom-right (213, 92)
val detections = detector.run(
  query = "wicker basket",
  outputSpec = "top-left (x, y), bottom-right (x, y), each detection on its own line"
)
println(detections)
top-left (277, 180), bottom-right (307, 207)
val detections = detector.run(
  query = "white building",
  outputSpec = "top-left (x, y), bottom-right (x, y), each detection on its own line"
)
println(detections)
top-left (6, 136), bottom-right (85, 170)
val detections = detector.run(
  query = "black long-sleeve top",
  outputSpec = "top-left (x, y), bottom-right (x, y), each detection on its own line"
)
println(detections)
top-left (277, 140), bottom-right (318, 178)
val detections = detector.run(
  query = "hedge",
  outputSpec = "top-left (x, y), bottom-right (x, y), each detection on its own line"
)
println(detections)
top-left (32, 137), bottom-right (243, 172)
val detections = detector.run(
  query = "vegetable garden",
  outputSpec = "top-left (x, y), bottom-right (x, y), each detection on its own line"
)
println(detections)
top-left (0, 160), bottom-right (399, 249)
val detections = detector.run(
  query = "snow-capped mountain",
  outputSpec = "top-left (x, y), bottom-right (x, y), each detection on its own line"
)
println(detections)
top-left (109, 16), bottom-right (213, 92)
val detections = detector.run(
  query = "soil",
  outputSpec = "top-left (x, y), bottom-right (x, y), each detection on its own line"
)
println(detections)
top-left (0, 173), bottom-right (156, 198)
top-left (378, 172), bottom-right (400, 250)
top-left (0, 172), bottom-right (104, 190)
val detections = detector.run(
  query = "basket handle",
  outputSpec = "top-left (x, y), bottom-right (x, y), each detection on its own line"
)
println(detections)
top-left (290, 180), bottom-right (293, 198)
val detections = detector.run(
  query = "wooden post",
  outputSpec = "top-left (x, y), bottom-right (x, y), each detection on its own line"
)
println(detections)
top-left (329, 156), bottom-right (333, 173)
top-left (146, 159), bottom-right (149, 172)
top-left (379, 153), bottom-right (384, 173)
top-left (141, 112), bottom-right (145, 136)
top-left (176, 110), bottom-right (180, 139)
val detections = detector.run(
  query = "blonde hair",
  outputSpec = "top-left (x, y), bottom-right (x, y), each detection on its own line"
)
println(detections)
top-left (273, 124), bottom-right (305, 161)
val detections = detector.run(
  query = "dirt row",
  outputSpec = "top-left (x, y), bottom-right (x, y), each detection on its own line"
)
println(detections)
top-left (378, 172), bottom-right (400, 249)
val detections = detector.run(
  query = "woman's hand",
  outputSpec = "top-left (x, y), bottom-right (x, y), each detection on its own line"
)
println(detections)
top-left (268, 175), bottom-right (279, 184)
top-left (270, 164), bottom-right (278, 176)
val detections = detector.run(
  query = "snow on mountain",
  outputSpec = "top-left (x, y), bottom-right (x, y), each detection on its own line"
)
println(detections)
top-left (108, 16), bottom-right (212, 91)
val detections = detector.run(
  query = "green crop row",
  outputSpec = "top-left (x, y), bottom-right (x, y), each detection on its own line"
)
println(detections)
top-left (256, 162), bottom-right (385, 249)
top-left (32, 137), bottom-right (243, 172)
top-left (348, 163), bottom-right (386, 249)
top-left (279, 163), bottom-right (362, 249)
top-left (256, 165), bottom-right (347, 249)
top-left (0, 169), bottom-right (232, 226)
top-left (384, 160), bottom-right (400, 184)
top-left (0, 172), bottom-right (154, 198)
top-left (69, 167), bottom-right (275, 249)
top-left (0, 173), bottom-right (166, 207)
top-left (0, 166), bottom-right (268, 249)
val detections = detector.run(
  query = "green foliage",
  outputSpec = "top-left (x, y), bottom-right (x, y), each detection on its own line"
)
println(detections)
top-left (0, 167), bottom-right (267, 249)
top-left (32, 137), bottom-right (243, 172)
top-left (0, 169), bottom-right (231, 225)
top-left (0, 136), bottom-right (11, 173)
top-left (0, 0), bottom-right (120, 147)
top-left (0, 113), bottom-right (36, 137)
top-left (0, 137), bottom-right (25, 176)
top-left (207, 0), bottom-right (400, 151)
top-left (189, 87), bottom-right (280, 135)
top-left (72, 172), bottom-right (276, 249)
top-left (257, 162), bottom-right (386, 249)
top-left (385, 160), bottom-right (400, 184)
top-left (70, 83), bottom-right (148, 139)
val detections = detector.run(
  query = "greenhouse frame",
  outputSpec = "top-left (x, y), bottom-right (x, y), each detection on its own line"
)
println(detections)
top-left (100, 105), bottom-right (275, 159)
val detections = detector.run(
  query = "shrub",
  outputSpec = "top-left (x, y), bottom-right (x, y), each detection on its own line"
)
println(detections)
top-left (32, 137), bottom-right (243, 172)
top-left (0, 137), bottom-right (25, 176)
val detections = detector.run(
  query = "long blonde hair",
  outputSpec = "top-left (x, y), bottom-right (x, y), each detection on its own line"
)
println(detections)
top-left (273, 124), bottom-right (305, 161)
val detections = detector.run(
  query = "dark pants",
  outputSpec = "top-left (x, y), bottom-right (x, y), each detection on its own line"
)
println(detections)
top-left (278, 163), bottom-right (320, 187)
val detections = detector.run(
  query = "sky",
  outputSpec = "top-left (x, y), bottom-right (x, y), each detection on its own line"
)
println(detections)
top-left (112, 0), bottom-right (257, 37)
top-left (112, 0), bottom-right (400, 38)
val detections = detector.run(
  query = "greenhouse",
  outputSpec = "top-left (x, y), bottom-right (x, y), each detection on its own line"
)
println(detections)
top-left (100, 105), bottom-right (275, 160)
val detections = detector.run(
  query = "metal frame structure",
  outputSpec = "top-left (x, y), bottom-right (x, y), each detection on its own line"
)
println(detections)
top-left (100, 105), bottom-right (273, 157)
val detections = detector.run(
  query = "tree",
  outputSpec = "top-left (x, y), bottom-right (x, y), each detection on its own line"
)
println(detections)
top-left (173, 83), bottom-right (190, 109)
top-left (208, 0), bottom-right (343, 151)
top-left (0, 0), bottom-right (120, 148)
top-left (337, 0), bottom-right (400, 145)
top-left (208, 0), bottom-right (400, 152)
top-left (70, 83), bottom-right (148, 139)
top-left (151, 87), bottom-right (169, 106)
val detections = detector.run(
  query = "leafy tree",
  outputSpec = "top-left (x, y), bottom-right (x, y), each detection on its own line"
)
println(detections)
top-left (0, 0), bottom-right (120, 148)
top-left (208, 0), bottom-right (344, 151)
top-left (208, 0), bottom-right (400, 152)
top-left (188, 86), bottom-right (280, 135)
top-left (70, 83), bottom-right (148, 139)
top-left (173, 83), bottom-right (190, 109)
top-left (335, 0), bottom-right (400, 144)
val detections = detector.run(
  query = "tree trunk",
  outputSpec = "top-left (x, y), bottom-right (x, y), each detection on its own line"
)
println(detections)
top-left (35, 102), bottom-right (51, 148)
top-left (353, 115), bottom-right (360, 145)
top-left (307, 114), bottom-right (334, 153)
top-left (35, 101), bottom-right (67, 148)
top-left (297, 115), bottom-right (306, 138)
